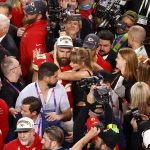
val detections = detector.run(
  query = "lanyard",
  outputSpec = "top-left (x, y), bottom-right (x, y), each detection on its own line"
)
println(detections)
top-left (4, 78), bottom-right (20, 94)
top-left (35, 82), bottom-right (57, 112)
top-left (139, 0), bottom-right (150, 17)
top-left (34, 114), bottom-right (42, 136)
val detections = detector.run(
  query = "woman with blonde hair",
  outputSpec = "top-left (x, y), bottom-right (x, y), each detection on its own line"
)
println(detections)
top-left (58, 47), bottom-right (93, 81)
top-left (58, 47), bottom-right (94, 120)
top-left (123, 82), bottom-right (150, 150)
top-left (130, 82), bottom-right (150, 116)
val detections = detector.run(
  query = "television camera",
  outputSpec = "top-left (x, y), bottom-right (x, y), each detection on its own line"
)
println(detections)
top-left (78, 75), bottom-right (112, 105)
top-left (94, 0), bottom-right (127, 30)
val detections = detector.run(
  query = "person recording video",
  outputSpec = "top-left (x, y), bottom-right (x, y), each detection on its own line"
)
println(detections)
top-left (123, 82), bottom-right (150, 150)
top-left (73, 84), bottom-right (126, 150)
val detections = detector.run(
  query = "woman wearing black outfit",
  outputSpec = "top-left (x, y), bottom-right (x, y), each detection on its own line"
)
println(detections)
top-left (109, 48), bottom-right (138, 117)
top-left (58, 48), bottom-right (94, 120)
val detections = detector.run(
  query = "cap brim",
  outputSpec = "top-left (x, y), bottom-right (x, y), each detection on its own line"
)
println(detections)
top-left (83, 43), bottom-right (95, 50)
top-left (58, 45), bottom-right (73, 49)
top-left (15, 128), bottom-right (32, 132)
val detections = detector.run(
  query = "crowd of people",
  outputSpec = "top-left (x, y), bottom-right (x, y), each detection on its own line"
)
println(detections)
top-left (0, 0), bottom-right (150, 150)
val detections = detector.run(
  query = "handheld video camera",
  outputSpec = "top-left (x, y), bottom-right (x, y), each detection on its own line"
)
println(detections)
top-left (78, 74), bottom-right (111, 105)
top-left (127, 107), bottom-right (142, 124)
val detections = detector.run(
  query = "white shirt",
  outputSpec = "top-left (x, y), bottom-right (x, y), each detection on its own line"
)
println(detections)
top-left (0, 34), bottom-right (6, 42)
top-left (15, 81), bottom-right (70, 114)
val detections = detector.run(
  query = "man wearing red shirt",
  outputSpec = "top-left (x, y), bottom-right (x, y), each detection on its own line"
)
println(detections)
top-left (32, 35), bottom-right (74, 107)
top-left (20, 1), bottom-right (47, 83)
top-left (3, 117), bottom-right (42, 150)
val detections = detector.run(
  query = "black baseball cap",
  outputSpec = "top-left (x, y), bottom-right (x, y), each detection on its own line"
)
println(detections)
top-left (83, 34), bottom-right (99, 50)
top-left (99, 129), bottom-right (119, 149)
top-left (24, 0), bottom-right (47, 15)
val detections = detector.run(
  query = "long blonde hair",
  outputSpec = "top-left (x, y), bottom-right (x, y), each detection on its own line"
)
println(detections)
top-left (70, 48), bottom-right (93, 70)
top-left (130, 82), bottom-right (150, 115)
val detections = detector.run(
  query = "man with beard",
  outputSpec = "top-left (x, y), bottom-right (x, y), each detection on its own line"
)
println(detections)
top-left (97, 30), bottom-right (117, 70)
top-left (20, 0), bottom-right (47, 84)
top-left (32, 35), bottom-right (73, 107)
top-left (16, 62), bottom-right (72, 123)
top-left (3, 117), bottom-right (42, 150)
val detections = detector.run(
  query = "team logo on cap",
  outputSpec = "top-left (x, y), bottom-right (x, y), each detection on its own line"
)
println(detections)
top-left (87, 37), bottom-right (94, 42)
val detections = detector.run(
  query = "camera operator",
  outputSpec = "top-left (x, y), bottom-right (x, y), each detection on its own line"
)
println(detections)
top-left (46, 0), bottom-right (79, 51)
top-left (73, 85), bottom-right (126, 150)
top-left (125, 0), bottom-right (150, 38)
top-left (123, 82), bottom-right (150, 150)
top-left (112, 10), bottom-right (138, 53)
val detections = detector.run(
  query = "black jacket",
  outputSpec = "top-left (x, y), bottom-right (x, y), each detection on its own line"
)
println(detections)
top-left (104, 50), bottom-right (117, 70)
top-left (1, 33), bottom-right (19, 59)
top-left (8, 24), bottom-right (20, 48)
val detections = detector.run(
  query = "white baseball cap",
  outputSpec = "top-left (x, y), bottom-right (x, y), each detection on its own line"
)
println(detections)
top-left (57, 35), bottom-right (73, 48)
top-left (142, 129), bottom-right (150, 149)
top-left (15, 117), bottom-right (34, 132)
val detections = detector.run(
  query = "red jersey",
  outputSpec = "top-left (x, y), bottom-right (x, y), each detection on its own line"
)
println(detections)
top-left (3, 133), bottom-right (42, 150)
top-left (20, 20), bottom-right (47, 77)
top-left (96, 54), bottom-right (112, 73)
top-left (0, 99), bottom-right (9, 141)
top-left (33, 53), bottom-right (73, 107)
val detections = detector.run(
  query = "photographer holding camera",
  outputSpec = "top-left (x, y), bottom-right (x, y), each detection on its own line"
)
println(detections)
top-left (113, 10), bottom-right (138, 53)
top-left (123, 82), bottom-right (150, 150)
top-left (73, 84), bottom-right (126, 150)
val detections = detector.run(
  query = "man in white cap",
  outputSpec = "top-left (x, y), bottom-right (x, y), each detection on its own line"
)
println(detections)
top-left (3, 117), bottom-right (42, 150)
top-left (32, 35), bottom-right (74, 108)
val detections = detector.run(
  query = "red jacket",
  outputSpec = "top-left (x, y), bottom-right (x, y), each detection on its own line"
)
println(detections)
top-left (20, 20), bottom-right (47, 77)
top-left (3, 133), bottom-right (42, 150)
top-left (96, 54), bottom-right (112, 73)
top-left (0, 99), bottom-right (9, 141)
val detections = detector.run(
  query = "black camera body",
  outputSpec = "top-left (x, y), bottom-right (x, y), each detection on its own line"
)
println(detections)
top-left (94, 86), bottom-right (111, 105)
top-left (94, 0), bottom-right (127, 29)
top-left (127, 108), bottom-right (142, 123)
top-left (78, 75), bottom-right (111, 105)
top-left (78, 76), bottom-right (102, 89)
